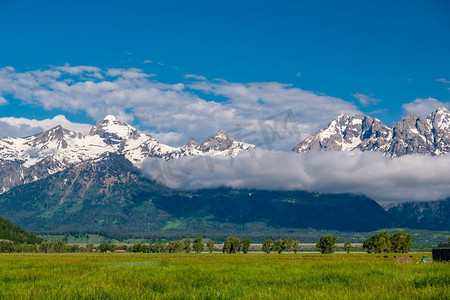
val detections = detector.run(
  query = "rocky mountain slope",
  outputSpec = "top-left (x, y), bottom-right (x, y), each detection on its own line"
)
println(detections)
top-left (293, 107), bottom-right (450, 157)
top-left (0, 153), bottom-right (397, 233)
top-left (0, 115), bottom-right (255, 193)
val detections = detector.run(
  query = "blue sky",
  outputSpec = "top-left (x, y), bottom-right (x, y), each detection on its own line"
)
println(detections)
top-left (0, 0), bottom-right (449, 149)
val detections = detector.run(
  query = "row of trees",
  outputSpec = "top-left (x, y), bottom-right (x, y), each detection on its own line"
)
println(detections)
top-left (262, 238), bottom-right (300, 254)
top-left (363, 232), bottom-right (413, 253)
top-left (313, 232), bottom-right (414, 254)
top-left (0, 240), bottom-right (90, 253)
top-left (100, 237), bottom-right (215, 254)
top-left (0, 238), bottom-right (215, 254)
top-left (222, 236), bottom-right (251, 253)
top-left (0, 232), bottom-right (414, 254)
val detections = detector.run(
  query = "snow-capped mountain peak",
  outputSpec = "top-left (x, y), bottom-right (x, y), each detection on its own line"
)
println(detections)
top-left (293, 107), bottom-right (450, 157)
top-left (293, 114), bottom-right (392, 153)
top-left (429, 107), bottom-right (450, 131)
top-left (212, 129), bottom-right (227, 139)
top-left (89, 115), bottom-right (139, 144)
top-left (27, 125), bottom-right (80, 148)
top-left (200, 129), bottom-right (234, 151)
top-left (184, 138), bottom-right (199, 148)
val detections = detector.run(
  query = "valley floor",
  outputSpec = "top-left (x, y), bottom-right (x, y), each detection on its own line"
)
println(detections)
top-left (0, 253), bottom-right (448, 299)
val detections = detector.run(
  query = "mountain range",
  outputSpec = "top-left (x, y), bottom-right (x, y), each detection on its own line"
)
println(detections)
top-left (293, 107), bottom-right (450, 157)
top-left (0, 109), bottom-right (449, 234)
top-left (0, 115), bottom-right (254, 194)
top-left (2, 108), bottom-right (449, 195)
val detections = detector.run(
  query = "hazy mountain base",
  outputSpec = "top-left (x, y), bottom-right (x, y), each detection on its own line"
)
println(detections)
top-left (0, 154), bottom-right (448, 238)
top-left (0, 154), bottom-right (396, 233)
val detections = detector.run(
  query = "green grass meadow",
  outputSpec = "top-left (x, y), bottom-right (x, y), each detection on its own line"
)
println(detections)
top-left (0, 253), bottom-right (448, 299)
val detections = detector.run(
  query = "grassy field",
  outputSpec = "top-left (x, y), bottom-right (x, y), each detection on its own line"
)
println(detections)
top-left (0, 253), bottom-right (448, 299)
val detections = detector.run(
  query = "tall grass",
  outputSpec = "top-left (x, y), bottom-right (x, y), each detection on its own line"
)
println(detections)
top-left (0, 253), bottom-right (448, 299)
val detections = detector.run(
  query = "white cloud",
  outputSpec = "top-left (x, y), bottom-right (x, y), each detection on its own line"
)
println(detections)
top-left (0, 115), bottom-right (93, 138)
top-left (106, 68), bottom-right (155, 79)
top-left (54, 64), bottom-right (103, 79)
top-left (142, 150), bottom-right (450, 203)
top-left (0, 65), bottom-right (360, 150)
top-left (436, 78), bottom-right (450, 84)
top-left (402, 97), bottom-right (450, 118)
top-left (184, 74), bottom-right (207, 81)
top-left (188, 80), bottom-right (360, 147)
top-left (0, 96), bottom-right (7, 106)
top-left (152, 132), bottom-right (186, 145)
top-left (143, 59), bottom-right (153, 64)
top-left (296, 72), bottom-right (301, 77)
top-left (351, 92), bottom-right (381, 106)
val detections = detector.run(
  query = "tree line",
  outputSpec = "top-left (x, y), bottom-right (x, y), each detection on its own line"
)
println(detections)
top-left (313, 232), bottom-right (414, 254)
top-left (0, 232), bottom-right (414, 254)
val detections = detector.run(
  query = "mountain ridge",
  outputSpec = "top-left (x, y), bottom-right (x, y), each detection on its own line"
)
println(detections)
top-left (0, 115), bottom-right (255, 193)
top-left (293, 107), bottom-right (450, 157)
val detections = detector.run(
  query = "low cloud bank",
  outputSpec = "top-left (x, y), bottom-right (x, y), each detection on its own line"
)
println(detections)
top-left (0, 115), bottom-right (92, 138)
top-left (141, 150), bottom-right (450, 204)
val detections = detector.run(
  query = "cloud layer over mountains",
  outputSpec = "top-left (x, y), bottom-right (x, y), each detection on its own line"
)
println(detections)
top-left (142, 149), bottom-right (450, 203)
top-left (2, 65), bottom-right (450, 150)
top-left (0, 65), bottom-right (360, 150)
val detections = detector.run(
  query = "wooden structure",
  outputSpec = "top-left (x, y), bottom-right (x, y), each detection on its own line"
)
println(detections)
top-left (432, 241), bottom-right (450, 262)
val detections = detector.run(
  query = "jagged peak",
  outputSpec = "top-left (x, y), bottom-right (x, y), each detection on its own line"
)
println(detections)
top-left (435, 107), bottom-right (449, 113)
top-left (334, 113), bottom-right (376, 125)
top-left (200, 129), bottom-right (234, 151)
top-left (429, 107), bottom-right (450, 116)
top-left (336, 113), bottom-right (349, 119)
top-left (209, 129), bottom-right (229, 140)
top-left (402, 113), bottom-right (424, 121)
top-left (184, 137), bottom-right (199, 148)
top-left (33, 124), bottom-right (72, 138)
top-left (90, 115), bottom-right (138, 140)
top-left (428, 107), bottom-right (450, 130)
